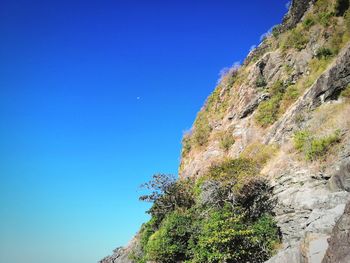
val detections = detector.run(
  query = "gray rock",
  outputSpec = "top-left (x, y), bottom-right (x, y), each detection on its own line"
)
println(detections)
top-left (322, 201), bottom-right (350, 263)
top-left (328, 160), bottom-right (350, 192)
top-left (265, 245), bottom-right (302, 263)
top-left (265, 43), bottom-right (350, 144)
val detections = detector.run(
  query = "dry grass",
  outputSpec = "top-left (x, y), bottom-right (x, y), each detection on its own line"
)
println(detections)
top-left (240, 142), bottom-right (279, 168)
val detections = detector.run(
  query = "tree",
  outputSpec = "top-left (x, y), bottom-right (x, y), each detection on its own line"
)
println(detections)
top-left (139, 174), bottom-right (195, 223)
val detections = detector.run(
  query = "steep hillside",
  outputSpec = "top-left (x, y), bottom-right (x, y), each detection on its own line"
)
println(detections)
top-left (101, 0), bottom-right (350, 262)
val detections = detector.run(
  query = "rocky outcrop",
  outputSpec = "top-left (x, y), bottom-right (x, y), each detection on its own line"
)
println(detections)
top-left (281, 0), bottom-right (314, 31)
top-left (329, 160), bottom-right (350, 192)
top-left (99, 236), bottom-right (139, 263)
top-left (265, 43), bottom-right (350, 144)
top-left (322, 201), bottom-right (350, 263)
top-left (99, 247), bottom-right (131, 263)
top-left (245, 0), bottom-right (314, 66)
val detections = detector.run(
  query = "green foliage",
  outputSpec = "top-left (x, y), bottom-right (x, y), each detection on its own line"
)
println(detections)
top-left (281, 27), bottom-right (309, 51)
top-left (219, 131), bottom-right (235, 152)
top-left (303, 15), bottom-right (315, 29)
top-left (236, 177), bottom-right (276, 220)
top-left (317, 11), bottom-right (334, 26)
top-left (191, 206), bottom-right (279, 263)
top-left (293, 129), bottom-right (342, 160)
top-left (293, 130), bottom-right (312, 152)
top-left (207, 158), bottom-right (258, 187)
top-left (240, 142), bottom-right (279, 167)
top-left (181, 132), bottom-right (192, 157)
top-left (193, 111), bottom-right (212, 147)
top-left (255, 94), bottom-right (282, 126)
top-left (256, 76), bottom-right (267, 87)
top-left (138, 159), bottom-right (279, 262)
top-left (271, 25), bottom-right (281, 38)
top-left (255, 81), bottom-right (296, 127)
top-left (145, 210), bottom-right (194, 263)
top-left (345, 10), bottom-right (350, 30)
top-left (341, 84), bottom-right (350, 98)
top-left (316, 47), bottom-right (333, 59)
top-left (140, 174), bottom-right (195, 223)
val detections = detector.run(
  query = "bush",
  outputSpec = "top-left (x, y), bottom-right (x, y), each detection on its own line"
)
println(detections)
top-left (240, 142), bottom-right (278, 167)
top-left (293, 130), bottom-right (312, 152)
top-left (193, 111), bottom-right (212, 147)
top-left (341, 84), bottom-right (350, 98)
top-left (293, 129), bottom-right (342, 160)
top-left (236, 177), bottom-right (276, 220)
top-left (303, 16), bottom-right (315, 29)
top-left (281, 27), bottom-right (309, 51)
top-left (181, 132), bottom-right (192, 157)
top-left (145, 210), bottom-right (194, 262)
top-left (219, 131), bottom-right (235, 152)
top-left (197, 179), bottom-right (235, 209)
top-left (316, 47), bottom-right (333, 59)
top-left (207, 158), bottom-right (258, 188)
top-left (255, 94), bottom-right (282, 126)
top-left (140, 174), bottom-right (195, 223)
top-left (306, 130), bottom-right (341, 160)
top-left (256, 76), bottom-right (267, 87)
top-left (345, 10), bottom-right (350, 30)
top-left (317, 11), bottom-right (334, 26)
top-left (279, 85), bottom-right (300, 114)
top-left (271, 25), bottom-right (281, 38)
top-left (137, 160), bottom-right (279, 262)
top-left (191, 206), bottom-right (279, 263)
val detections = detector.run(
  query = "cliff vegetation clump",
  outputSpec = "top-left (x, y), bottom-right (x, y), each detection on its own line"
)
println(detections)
top-left (132, 158), bottom-right (280, 263)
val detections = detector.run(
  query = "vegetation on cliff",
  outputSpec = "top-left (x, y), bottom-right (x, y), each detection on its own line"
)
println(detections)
top-left (132, 158), bottom-right (280, 263)
top-left (180, 0), bottom-right (350, 165)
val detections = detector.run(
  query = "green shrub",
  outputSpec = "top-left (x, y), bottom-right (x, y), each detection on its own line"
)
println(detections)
top-left (193, 111), bottom-right (212, 147)
top-left (269, 80), bottom-right (285, 95)
top-left (207, 158), bottom-right (258, 185)
top-left (240, 142), bottom-right (278, 167)
top-left (256, 76), bottom-right (267, 88)
top-left (255, 94), bottom-right (282, 126)
top-left (138, 160), bottom-right (279, 262)
top-left (341, 84), bottom-right (350, 98)
top-left (139, 219), bottom-right (157, 249)
top-left (181, 133), bottom-right (192, 157)
top-left (306, 130), bottom-right (341, 160)
top-left (316, 47), bottom-right (333, 59)
top-left (219, 132), bottom-right (235, 152)
top-left (236, 177), bottom-right (276, 220)
top-left (303, 16), bottom-right (316, 29)
top-left (281, 27), bottom-right (309, 51)
top-left (317, 11), bottom-right (334, 26)
top-left (293, 130), bottom-right (313, 152)
top-left (140, 174), bottom-right (195, 223)
top-left (145, 210), bottom-right (194, 262)
top-left (191, 206), bottom-right (279, 263)
top-left (293, 129), bottom-right (341, 160)
top-left (271, 25), bottom-right (281, 38)
top-left (345, 10), bottom-right (350, 31)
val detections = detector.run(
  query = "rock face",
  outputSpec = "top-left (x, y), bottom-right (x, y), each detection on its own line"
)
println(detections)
top-left (99, 236), bottom-right (139, 263)
top-left (322, 201), bottom-right (350, 263)
top-left (281, 0), bottom-right (314, 31)
top-left (99, 247), bottom-right (131, 263)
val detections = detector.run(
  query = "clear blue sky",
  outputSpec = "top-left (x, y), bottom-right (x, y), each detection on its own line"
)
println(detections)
top-left (0, 1), bottom-right (287, 262)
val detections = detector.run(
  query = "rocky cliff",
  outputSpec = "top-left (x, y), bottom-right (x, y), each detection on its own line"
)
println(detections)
top-left (101, 0), bottom-right (350, 262)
